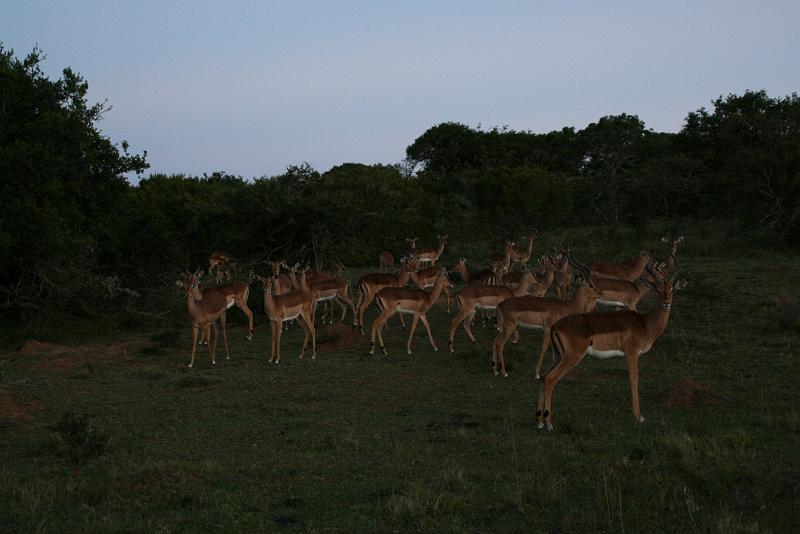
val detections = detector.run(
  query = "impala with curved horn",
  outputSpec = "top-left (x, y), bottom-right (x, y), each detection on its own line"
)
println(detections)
top-left (492, 254), bottom-right (603, 378)
top-left (537, 257), bottom-right (687, 430)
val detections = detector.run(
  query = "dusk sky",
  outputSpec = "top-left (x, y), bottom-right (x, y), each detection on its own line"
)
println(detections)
top-left (3, 1), bottom-right (798, 181)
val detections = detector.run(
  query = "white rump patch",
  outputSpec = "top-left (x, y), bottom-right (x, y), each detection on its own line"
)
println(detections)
top-left (597, 299), bottom-right (627, 308)
top-left (396, 306), bottom-right (417, 314)
top-left (587, 347), bottom-right (625, 359)
top-left (226, 298), bottom-right (236, 309)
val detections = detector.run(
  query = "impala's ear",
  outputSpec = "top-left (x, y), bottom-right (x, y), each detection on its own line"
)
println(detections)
top-left (175, 280), bottom-right (184, 287)
top-left (674, 279), bottom-right (688, 290)
top-left (677, 236), bottom-right (684, 242)
top-left (661, 236), bottom-right (669, 243)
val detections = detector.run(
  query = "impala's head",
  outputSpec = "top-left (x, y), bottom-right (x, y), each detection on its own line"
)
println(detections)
top-left (437, 234), bottom-right (449, 244)
top-left (644, 253), bottom-right (686, 306)
top-left (405, 237), bottom-right (418, 248)
top-left (568, 253), bottom-right (602, 296)
top-left (176, 270), bottom-right (203, 297)
top-left (661, 235), bottom-right (685, 254)
top-left (437, 267), bottom-right (454, 288)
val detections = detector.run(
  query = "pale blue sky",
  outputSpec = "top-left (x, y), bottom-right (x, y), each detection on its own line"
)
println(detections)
top-left (2, 1), bottom-right (798, 180)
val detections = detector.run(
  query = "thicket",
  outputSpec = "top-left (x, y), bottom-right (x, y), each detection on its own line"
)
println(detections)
top-left (1, 46), bottom-right (798, 335)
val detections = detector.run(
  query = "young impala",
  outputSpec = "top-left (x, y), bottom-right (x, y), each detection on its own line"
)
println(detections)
top-left (370, 268), bottom-right (453, 356)
top-left (537, 262), bottom-right (687, 430)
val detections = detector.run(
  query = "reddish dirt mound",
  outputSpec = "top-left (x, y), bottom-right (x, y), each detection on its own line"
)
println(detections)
top-left (774, 295), bottom-right (795, 306)
top-left (317, 324), bottom-right (366, 351)
top-left (0, 388), bottom-right (43, 420)
top-left (659, 379), bottom-right (727, 409)
top-left (20, 340), bottom-right (76, 354)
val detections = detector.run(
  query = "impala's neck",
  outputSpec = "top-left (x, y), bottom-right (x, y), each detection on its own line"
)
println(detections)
top-left (665, 245), bottom-right (678, 271)
top-left (644, 298), bottom-right (672, 341)
top-left (436, 240), bottom-right (446, 256)
top-left (397, 269), bottom-right (411, 286)
top-left (427, 277), bottom-right (447, 306)
top-left (573, 286), bottom-right (599, 313)
top-left (525, 237), bottom-right (535, 256)
top-left (630, 255), bottom-right (650, 276)
top-left (186, 287), bottom-right (205, 318)
top-left (513, 275), bottom-right (533, 296)
top-left (263, 285), bottom-right (279, 317)
top-left (455, 264), bottom-right (469, 282)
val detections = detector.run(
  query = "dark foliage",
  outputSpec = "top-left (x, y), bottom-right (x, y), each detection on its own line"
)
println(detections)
top-left (1, 46), bottom-right (798, 333)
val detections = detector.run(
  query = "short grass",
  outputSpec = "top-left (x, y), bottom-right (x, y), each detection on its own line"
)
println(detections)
top-left (1, 255), bottom-right (798, 532)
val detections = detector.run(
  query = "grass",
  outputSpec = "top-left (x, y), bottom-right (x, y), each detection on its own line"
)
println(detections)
top-left (0, 254), bottom-right (798, 532)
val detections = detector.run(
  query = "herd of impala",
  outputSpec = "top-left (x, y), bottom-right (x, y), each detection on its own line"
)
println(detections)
top-left (176, 234), bottom-right (687, 430)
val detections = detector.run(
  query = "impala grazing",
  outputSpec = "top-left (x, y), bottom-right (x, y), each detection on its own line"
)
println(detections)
top-left (370, 268), bottom-right (453, 356)
top-left (177, 270), bottom-right (231, 368)
top-left (258, 271), bottom-right (316, 364)
top-left (536, 262), bottom-right (687, 430)
top-left (492, 254), bottom-right (603, 378)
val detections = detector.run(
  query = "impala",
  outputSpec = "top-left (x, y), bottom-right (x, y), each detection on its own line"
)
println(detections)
top-left (660, 235), bottom-right (684, 273)
top-left (300, 266), bottom-right (357, 326)
top-left (509, 233), bottom-right (537, 269)
top-left (492, 254), bottom-right (603, 378)
top-left (408, 260), bottom-right (453, 313)
top-left (378, 251), bottom-right (395, 272)
top-left (450, 257), bottom-right (501, 286)
top-left (370, 268), bottom-right (453, 355)
top-left (208, 251), bottom-right (236, 284)
top-left (271, 260), bottom-right (295, 295)
top-left (590, 250), bottom-right (654, 281)
top-left (177, 270), bottom-right (231, 368)
top-left (594, 260), bottom-right (668, 310)
top-left (406, 235), bottom-right (448, 267)
top-left (553, 247), bottom-right (573, 300)
top-left (257, 270), bottom-right (316, 364)
top-left (536, 263), bottom-right (687, 430)
top-left (448, 267), bottom-right (537, 352)
top-left (355, 257), bottom-right (415, 333)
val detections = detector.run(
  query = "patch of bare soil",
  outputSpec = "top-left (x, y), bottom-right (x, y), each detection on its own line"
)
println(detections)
top-left (659, 379), bottom-right (727, 409)
top-left (754, 264), bottom-right (790, 273)
top-left (12, 336), bottom-right (151, 371)
top-left (317, 324), bottom-right (366, 351)
top-left (20, 340), bottom-right (76, 354)
top-left (0, 388), bottom-right (43, 420)
top-left (774, 295), bottom-right (794, 306)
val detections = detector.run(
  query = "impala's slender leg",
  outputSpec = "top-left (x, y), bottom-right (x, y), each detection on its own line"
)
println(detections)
top-left (189, 325), bottom-right (199, 368)
top-left (236, 295), bottom-right (254, 341)
top-left (626, 351), bottom-right (644, 422)
top-left (207, 323), bottom-right (216, 365)
top-left (269, 320), bottom-right (276, 363)
top-left (306, 311), bottom-right (317, 359)
top-left (220, 311), bottom-right (230, 360)
top-left (370, 304), bottom-right (394, 355)
top-left (358, 292), bottom-right (373, 334)
top-left (511, 328), bottom-right (520, 344)
top-left (541, 345), bottom-right (586, 430)
top-left (463, 310), bottom-right (479, 344)
top-left (419, 314), bottom-right (438, 352)
top-left (406, 313), bottom-right (421, 354)
top-left (448, 303), bottom-right (473, 352)
top-left (492, 319), bottom-right (517, 376)
top-left (297, 313), bottom-right (309, 359)
top-left (534, 325), bottom-right (552, 380)
top-left (274, 317), bottom-right (283, 364)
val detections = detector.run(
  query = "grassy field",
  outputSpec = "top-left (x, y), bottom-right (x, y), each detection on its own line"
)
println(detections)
top-left (1, 255), bottom-right (799, 532)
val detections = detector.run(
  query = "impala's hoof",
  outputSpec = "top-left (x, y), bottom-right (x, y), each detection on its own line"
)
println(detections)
top-left (188, 363), bottom-right (193, 368)
top-left (246, 335), bottom-right (253, 341)
top-left (535, 374), bottom-right (541, 381)
top-left (226, 356), bottom-right (230, 360)
top-left (212, 361), bottom-right (216, 365)
top-left (537, 421), bottom-right (544, 429)
top-left (312, 354), bottom-right (316, 360)
top-left (502, 372), bottom-right (508, 378)
top-left (637, 415), bottom-right (645, 423)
